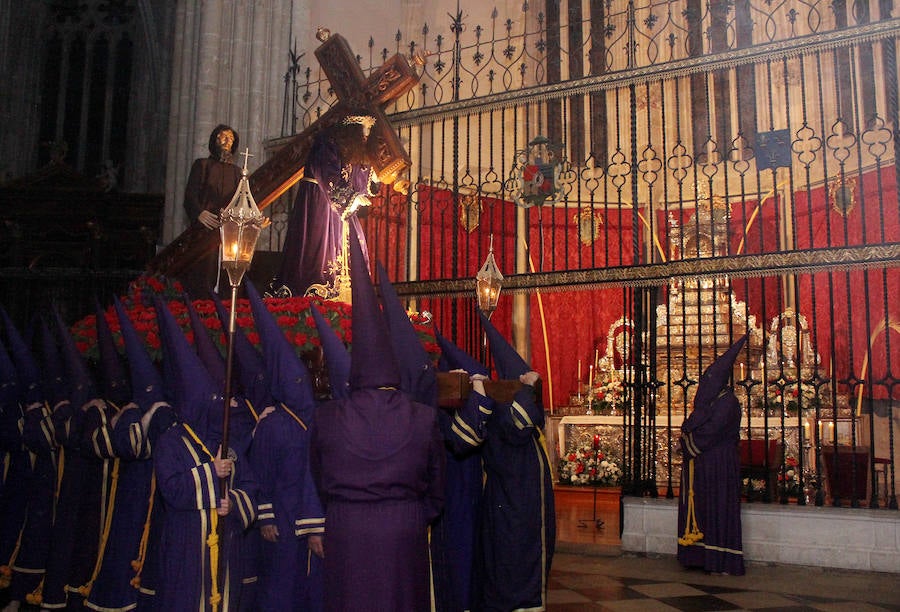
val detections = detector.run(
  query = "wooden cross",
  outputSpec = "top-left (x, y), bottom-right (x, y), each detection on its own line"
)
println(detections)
top-left (148, 31), bottom-right (418, 278)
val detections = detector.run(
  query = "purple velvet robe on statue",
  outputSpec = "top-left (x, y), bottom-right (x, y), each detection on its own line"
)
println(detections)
top-left (278, 129), bottom-right (371, 296)
top-left (677, 389), bottom-right (745, 575)
top-left (310, 388), bottom-right (445, 612)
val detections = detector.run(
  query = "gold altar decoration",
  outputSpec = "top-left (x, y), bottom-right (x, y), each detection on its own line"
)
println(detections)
top-left (458, 193), bottom-right (482, 232)
top-left (574, 208), bottom-right (603, 245)
top-left (829, 175), bottom-right (857, 217)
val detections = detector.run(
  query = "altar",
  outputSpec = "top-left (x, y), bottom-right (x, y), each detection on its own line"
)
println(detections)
top-left (547, 410), bottom-right (686, 486)
top-left (547, 407), bottom-right (805, 491)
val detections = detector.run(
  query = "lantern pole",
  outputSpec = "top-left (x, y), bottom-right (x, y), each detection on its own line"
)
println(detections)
top-left (218, 149), bottom-right (264, 496)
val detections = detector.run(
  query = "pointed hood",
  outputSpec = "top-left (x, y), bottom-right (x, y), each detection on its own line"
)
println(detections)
top-left (114, 297), bottom-right (166, 413)
top-left (478, 308), bottom-right (530, 379)
top-left (309, 302), bottom-right (351, 400)
top-left (95, 301), bottom-right (131, 407)
top-left (53, 308), bottom-right (97, 408)
top-left (349, 227), bottom-right (400, 390)
top-left (245, 281), bottom-right (316, 420)
top-left (184, 295), bottom-right (226, 390)
top-left (434, 327), bottom-right (489, 377)
top-left (376, 261), bottom-right (436, 405)
top-left (211, 290), bottom-right (273, 414)
top-left (694, 335), bottom-right (748, 410)
top-left (38, 315), bottom-right (69, 406)
top-left (0, 336), bottom-right (18, 407)
top-left (154, 297), bottom-right (223, 446)
top-left (1, 307), bottom-right (41, 405)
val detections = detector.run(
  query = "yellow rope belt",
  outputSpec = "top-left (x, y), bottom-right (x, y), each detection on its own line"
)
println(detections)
top-left (678, 458), bottom-right (704, 546)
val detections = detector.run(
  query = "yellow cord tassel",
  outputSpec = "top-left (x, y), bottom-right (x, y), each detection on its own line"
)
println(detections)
top-left (77, 457), bottom-right (121, 597)
top-left (678, 458), bottom-right (704, 546)
top-left (0, 565), bottom-right (11, 589)
top-left (130, 473), bottom-right (157, 589)
top-left (180, 423), bottom-right (223, 612)
top-left (25, 579), bottom-right (44, 605)
top-left (208, 511), bottom-right (221, 612)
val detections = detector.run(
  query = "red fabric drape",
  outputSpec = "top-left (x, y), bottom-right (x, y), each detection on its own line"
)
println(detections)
top-left (793, 165), bottom-right (900, 398)
top-left (527, 205), bottom-right (638, 409)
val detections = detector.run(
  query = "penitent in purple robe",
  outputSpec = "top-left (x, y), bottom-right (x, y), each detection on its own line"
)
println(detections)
top-left (154, 423), bottom-right (258, 612)
top-left (277, 129), bottom-right (371, 297)
top-left (310, 388), bottom-right (445, 612)
top-left (82, 402), bottom-right (156, 612)
top-left (677, 389), bottom-right (745, 575)
top-left (250, 406), bottom-right (324, 611)
top-left (477, 384), bottom-right (556, 612)
top-left (678, 336), bottom-right (746, 576)
top-left (432, 387), bottom-right (493, 612)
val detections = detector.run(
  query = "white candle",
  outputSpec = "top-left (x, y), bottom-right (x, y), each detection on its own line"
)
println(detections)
top-left (577, 359), bottom-right (582, 385)
top-left (588, 365), bottom-right (594, 390)
top-left (739, 362), bottom-right (745, 379)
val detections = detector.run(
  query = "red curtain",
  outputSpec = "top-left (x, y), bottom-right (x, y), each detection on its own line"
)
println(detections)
top-left (793, 166), bottom-right (900, 396)
top-left (526, 205), bottom-right (638, 409)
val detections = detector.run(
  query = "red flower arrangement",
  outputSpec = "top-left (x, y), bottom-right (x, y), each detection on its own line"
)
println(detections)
top-left (70, 273), bottom-right (440, 364)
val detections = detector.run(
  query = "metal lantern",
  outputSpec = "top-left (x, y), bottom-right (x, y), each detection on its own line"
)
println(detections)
top-left (220, 150), bottom-right (264, 288)
top-left (476, 235), bottom-right (503, 318)
top-left (217, 148), bottom-right (263, 506)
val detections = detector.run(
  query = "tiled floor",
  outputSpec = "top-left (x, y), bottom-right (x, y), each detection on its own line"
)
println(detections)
top-left (550, 487), bottom-right (900, 611)
top-left (549, 549), bottom-right (900, 610)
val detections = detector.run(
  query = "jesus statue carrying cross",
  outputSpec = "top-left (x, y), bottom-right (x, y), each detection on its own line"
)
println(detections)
top-left (271, 112), bottom-right (380, 301)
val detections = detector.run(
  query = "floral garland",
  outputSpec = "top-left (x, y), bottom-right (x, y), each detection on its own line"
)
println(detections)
top-left (765, 380), bottom-right (829, 415)
top-left (743, 455), bottom-right (802, 499)
top-left (558, 446), bottom-right (623, 487)
top-left (70, 273), bottom-right (440, 363)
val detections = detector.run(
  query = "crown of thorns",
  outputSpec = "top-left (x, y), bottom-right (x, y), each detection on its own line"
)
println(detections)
top-left (342, 115), bottom-right (376, 129)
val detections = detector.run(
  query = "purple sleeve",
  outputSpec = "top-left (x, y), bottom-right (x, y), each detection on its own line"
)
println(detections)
top-left (296, 464), bottom-right (325, 537)
top-left (248, 424), bottom-right (280, 527)
top-left (22, 402), bottom-right (56, 452)
top-left (511, 384), bottom-right (545, 431)
top-left (681, 394), bottom-right (738, 458)
top-left (445, 389), bottom-right (494, 455)
top-left (154, 428), bottom-right (221, 511)
top-left (226, 450), bottom-right (258, 531)
top-left (110, 406), bottom-right (147, 459)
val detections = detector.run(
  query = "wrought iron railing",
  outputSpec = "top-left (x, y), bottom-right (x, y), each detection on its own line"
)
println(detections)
top-left (269, 2), bottom-right (900, 510)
